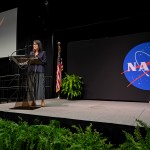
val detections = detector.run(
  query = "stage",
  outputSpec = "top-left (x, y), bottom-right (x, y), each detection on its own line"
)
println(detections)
top-left (0, 99), bottom-right (150, 144)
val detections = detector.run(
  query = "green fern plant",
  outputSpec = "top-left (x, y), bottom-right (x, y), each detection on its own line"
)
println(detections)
top-left (61, 73), bottom-right (84, 100)
top-left (70, 123), bottom-right (114, 149)
top-left (119, 119), bottom-right (150, 150)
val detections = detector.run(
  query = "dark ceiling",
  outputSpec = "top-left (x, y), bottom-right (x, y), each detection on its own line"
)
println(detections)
top-left (1, 0), bottom-right (150, 32)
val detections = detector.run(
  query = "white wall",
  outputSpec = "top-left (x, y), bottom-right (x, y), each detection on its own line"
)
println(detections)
top-left (0, 8), bottom-right (17, 58)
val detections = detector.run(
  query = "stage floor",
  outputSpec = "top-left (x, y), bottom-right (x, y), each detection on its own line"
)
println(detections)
top-left (0, 99), bottom-right (150, 126)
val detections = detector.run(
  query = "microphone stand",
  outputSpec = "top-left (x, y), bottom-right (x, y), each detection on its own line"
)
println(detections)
top-left (9, 45), bottom-right (32, 62)
top-left (9, 47), bottom-right (26, 62)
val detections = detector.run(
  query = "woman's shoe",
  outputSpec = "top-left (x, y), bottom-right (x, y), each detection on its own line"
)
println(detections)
top-left (41, 100), bottom-right (45, 107)
top-left (31, 101), bottom-right (36, 106)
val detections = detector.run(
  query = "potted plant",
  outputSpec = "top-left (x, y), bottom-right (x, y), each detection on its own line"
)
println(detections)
top-left (61, 73), bottom-right (84, 100)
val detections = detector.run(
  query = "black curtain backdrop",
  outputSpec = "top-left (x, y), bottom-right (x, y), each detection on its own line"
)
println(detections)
top-left (67, 31), bottom-right (150, 102)
top-left (2, 0), bottom-right (150, 101)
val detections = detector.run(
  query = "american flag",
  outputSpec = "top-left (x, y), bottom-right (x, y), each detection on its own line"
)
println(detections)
top-left (56, 48), bottom-right (63, 93)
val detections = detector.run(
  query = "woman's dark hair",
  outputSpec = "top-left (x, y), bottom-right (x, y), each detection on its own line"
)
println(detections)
top-left (33, 40), bottom-right (43, 51)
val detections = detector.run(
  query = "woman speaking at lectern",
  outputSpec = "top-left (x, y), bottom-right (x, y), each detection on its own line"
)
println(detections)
top-left (27, 40), bottom-right (47, 107)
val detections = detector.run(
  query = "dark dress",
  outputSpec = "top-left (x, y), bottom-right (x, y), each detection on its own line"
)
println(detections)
top-left (27, 51), bottom-right (47, 101)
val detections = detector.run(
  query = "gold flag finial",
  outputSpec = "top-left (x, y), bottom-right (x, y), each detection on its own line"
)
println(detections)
top-left (57, 41), bottom-right (61, 45)
top-left (57, 41), bottom-right (61, 52)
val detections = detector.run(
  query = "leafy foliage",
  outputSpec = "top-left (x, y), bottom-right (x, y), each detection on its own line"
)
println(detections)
top-left (61, 73), bottom-right (84, 100)
top-left (1, 118), bottom-right (150, 149)
top-left (0, 118), bottom-right (113, 150)
top-left (70, 123), bottom-right (114, 150)
top-left (119, 119), bottom-right (150, 150)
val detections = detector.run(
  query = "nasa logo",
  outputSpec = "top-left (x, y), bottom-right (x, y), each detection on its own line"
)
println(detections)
top-left (122, 42), bottom-right (150, 90)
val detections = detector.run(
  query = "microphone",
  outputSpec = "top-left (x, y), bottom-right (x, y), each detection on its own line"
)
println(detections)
top-left (9, 43), bottom-right (33, 62)
top-left (9, 47), bottom-right (28, 62)
top-left (25, 45), bottom-right (32, 48)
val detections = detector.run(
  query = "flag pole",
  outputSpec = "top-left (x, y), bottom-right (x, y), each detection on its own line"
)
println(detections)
top-left (56, 41), bottom-right (62, 99)
top-left (57, 91), bottom-right (60, 99)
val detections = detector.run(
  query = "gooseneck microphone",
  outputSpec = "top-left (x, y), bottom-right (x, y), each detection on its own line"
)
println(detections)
top-left (9, 47), bottom-right (26, 61)
top-left (25, 45), bottom-right (32, 48)
top-left (9, 45), bottom-right (32, 62)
